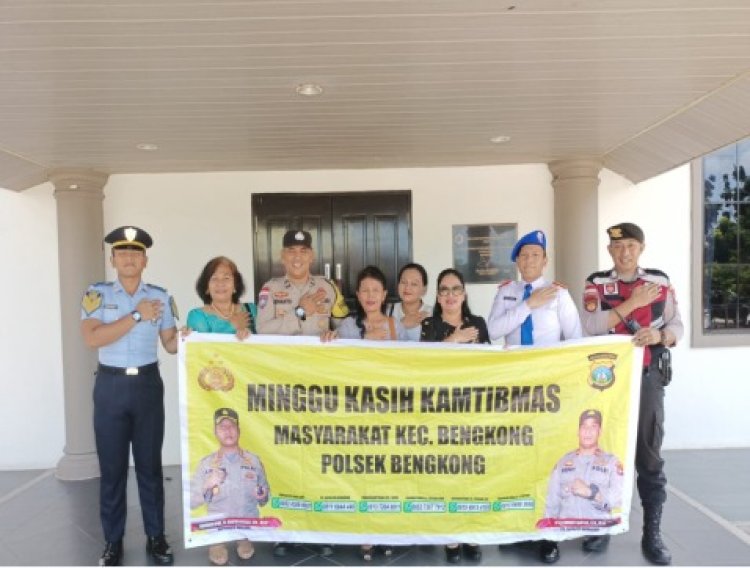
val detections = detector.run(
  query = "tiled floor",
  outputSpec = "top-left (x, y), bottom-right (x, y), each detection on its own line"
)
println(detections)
top-left (0, 449), bottom-right (748, 566)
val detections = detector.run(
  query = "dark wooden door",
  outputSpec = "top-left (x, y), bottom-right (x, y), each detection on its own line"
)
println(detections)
top-left (252, 192), bottom-right (411, 307)
top-left (332, 192), bottom-right (411, 303)
top-left (252, 194), bottom-right (333, 294)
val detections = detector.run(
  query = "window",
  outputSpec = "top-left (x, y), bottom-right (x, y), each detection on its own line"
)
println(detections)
top-left (692, 137), bottom-right (750, 346)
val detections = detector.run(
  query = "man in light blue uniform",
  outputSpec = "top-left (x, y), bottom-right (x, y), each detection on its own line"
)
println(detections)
top-left (80, 225), bottom-right (178, 567)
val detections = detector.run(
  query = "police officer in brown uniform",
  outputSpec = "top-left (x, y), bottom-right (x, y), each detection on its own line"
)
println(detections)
top-left (256, 229), bottom-right (347, 556)
top-left (256, 230), bottom-right (348, 337)
top-left (581, 223), bottom-right (683, 565)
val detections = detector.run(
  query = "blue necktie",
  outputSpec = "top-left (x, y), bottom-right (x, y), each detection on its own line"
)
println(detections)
top-left (521, 283), bottom-right (534, 345)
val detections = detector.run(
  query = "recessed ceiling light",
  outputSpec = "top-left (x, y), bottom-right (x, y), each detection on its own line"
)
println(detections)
top-left (490, 135), bottom-right (511, 144)
top-left (136, 143), bottom-right (159, 151)
top-left (69, 184), bottom-right (78, 189)
top-left (296, 83), bottom-right (323, 96)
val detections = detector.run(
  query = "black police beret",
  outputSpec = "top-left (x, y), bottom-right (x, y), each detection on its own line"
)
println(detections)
top-left (104, 226), bottom-right (153, 250)
top-left (214, 407), bottom-right (239, 425)
top-left (282, 229), bottom-right (312, 248)
top-left (579, 409), bottom-right (603, 426)
top-left (607, 223), bottom-right (644, 244)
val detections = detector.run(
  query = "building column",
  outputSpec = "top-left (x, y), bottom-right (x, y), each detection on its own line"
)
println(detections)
top-left (52, 168), bottom-right (109, 481)
top-left (548, 159), bottom-right (603, 310)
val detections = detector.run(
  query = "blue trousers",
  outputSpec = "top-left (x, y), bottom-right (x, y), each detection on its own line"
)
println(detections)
top-left (93, 363), bottom-right (165, 542)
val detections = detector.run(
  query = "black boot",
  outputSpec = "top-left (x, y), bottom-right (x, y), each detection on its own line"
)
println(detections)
top-left (642, 505), bottom-right (672, 565)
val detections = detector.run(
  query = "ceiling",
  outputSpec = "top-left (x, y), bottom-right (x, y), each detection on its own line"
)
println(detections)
top-left (3, 0), bottom-right (750, 191)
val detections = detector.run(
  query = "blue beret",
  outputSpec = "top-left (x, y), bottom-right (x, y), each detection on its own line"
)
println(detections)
top-left (510, 230), bottom-right (547, 261)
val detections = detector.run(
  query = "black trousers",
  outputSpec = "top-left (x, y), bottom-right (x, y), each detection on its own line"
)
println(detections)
top-left (93, 364), bottom-right (165, 542)
top-left (635, 364), bottom-right (667, 509)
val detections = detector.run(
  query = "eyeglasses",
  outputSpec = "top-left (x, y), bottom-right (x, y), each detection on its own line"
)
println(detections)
top-left (437, 285), bottom-right (465, 297)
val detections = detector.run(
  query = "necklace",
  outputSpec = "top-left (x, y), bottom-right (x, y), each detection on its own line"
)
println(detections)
top-left (401, 300), bottom-right (422, 316)
top-left (211, 302), bottom-right (235, 320)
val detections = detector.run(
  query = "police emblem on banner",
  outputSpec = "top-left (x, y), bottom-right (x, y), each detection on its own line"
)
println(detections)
top-left (587, 352), bottom-right (617, 391)
top-left (197, 359), bottom-right (235, 391)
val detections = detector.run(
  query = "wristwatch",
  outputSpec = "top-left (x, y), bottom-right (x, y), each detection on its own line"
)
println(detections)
top-left (294, 306), bottom-right (306, 321)
top-left (589, 483), bottom-right (600, 500)
top-left (131, 310), bottom-right (142, 322)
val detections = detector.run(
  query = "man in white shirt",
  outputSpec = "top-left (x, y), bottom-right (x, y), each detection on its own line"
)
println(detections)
top-left (488, 229), bottom-right (582, 347)
top-left (487, 229), bottom-right (582, 564)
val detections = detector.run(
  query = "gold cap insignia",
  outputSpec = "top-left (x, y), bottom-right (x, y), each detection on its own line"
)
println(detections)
top-left (124, 227), bottom-right (137, 242)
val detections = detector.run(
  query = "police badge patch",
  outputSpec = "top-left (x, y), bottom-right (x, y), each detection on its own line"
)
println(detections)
top-left (81, 290), bottom-right (102, 315)
top-left (197, 361), bottom-right (235, 392)
top-left (587, 352), bottom-right (617, 391)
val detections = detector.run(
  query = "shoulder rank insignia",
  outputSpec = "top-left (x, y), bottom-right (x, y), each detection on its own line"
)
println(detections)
top-left (81, 290), bottom-right (102, 315)
top-left (169, 295), bottom-right (179, 320)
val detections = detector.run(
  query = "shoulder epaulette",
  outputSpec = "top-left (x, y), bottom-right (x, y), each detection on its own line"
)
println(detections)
top-left (146, 283), bottom-right (167, 293)
top-left (644, 268), bottom-right (669, 279)
top-left (92, 281), bottom-right (112, 287)
top-left (586, 270), bottom-right (611, 282)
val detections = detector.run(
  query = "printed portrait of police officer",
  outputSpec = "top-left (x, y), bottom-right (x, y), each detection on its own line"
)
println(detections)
top-left (190, 408), bottom-right (270, 565)
top-left (543, 409), bottom-right (624, 521)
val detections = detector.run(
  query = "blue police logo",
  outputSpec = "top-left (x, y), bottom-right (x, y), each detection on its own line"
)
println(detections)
top-left (587, 352), bottom-right (617, 391)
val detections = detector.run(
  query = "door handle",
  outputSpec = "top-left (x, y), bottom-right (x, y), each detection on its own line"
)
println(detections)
top-left (335, 263), bottom-right (342, 281)
top-left (324, 263), bottom-right (331, 279)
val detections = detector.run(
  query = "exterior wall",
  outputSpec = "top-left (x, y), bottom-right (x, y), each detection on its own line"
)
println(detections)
top-left (1, 163), bottom-right (747, 469)
top-left (598, 165), bottom-right (750, 448)
top-left (0, 182), bottom-right (65, 468)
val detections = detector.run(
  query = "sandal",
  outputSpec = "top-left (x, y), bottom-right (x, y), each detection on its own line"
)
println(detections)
top-left (236, 539), bottom-right (255, 560)
top-left (208, 544), bottom-right (228, 566)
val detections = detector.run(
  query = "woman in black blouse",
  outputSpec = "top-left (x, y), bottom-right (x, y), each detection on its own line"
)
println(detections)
top-left (419, 268), bottom-right (488, 563)
top-left (420, 268), bottom-right (489, 345)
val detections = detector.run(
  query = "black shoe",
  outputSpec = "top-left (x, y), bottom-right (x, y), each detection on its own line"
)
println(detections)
top-left (360, 546), bottom-right (374, 561)
top-left (146, 534), bottom-right (174, 566)
top-left (582, 535), bottom-right (610, 553)
top-left (539, 541), bottom-right (560, 564)
top-left (318, 544), bottom-right (334, 557)
top-left (445, 545), bottom-right (461, 564)
top-left (381, 545), bottom-right (394, 557)
top-left (99, 541), bottom-right (122, 566)
top-left (462, 544), bottom-right (482, 562)
top-left (272, 542), bottom-right (289, 557)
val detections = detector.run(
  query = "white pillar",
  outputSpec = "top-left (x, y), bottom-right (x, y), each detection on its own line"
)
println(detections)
top-left (52, 168), bottom-right (109, 481)
top-left (549, 159), bottom-right (603, 309)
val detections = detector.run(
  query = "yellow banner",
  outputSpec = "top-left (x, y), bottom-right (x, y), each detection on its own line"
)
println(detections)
top-left (179, 335), bottom-right (641, 547)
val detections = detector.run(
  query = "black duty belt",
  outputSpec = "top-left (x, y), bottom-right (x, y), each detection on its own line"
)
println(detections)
top-left (97, 362), bottom-right (159, 376)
